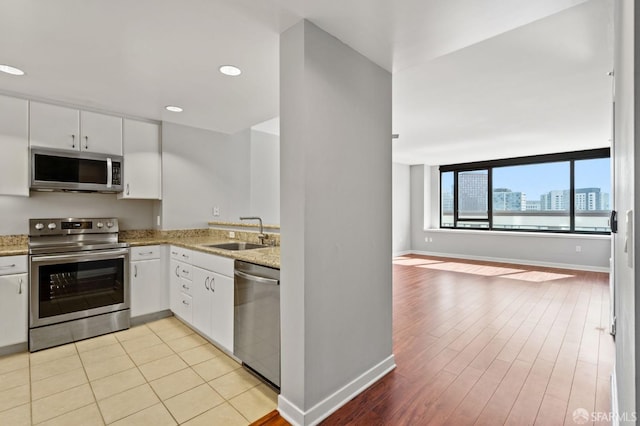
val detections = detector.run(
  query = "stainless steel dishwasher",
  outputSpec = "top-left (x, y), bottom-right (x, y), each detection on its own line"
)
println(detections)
top-left (234, 260), bottom-right (280, 390)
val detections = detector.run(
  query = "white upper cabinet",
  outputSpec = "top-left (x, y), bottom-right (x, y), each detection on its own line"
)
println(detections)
top-left (30, 102), bottom-right (80, 151)
top-left (118, 119), bottom-right (161, 200)
top-left (0, 95), bottom-right (29, 196)
top-left (30, 102), bottom-right (123, 155)
top-left (80, 110), bottom-right (123, 156)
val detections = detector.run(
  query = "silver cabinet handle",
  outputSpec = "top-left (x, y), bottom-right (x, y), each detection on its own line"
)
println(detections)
top-left (182, 253), bottom-right (189, 260)
top-left (84, 135), bottom-right (88, 150)
top-left (126, 183), bottom-right (130, 196)
top-left (182, 284), bottom-right (189, 290)
top-left (134, 265), bottom-right (138, 278)
top-left (0, 264), bottom-right (16, 269)
top-left (18, 277), bottom-right (22, 295)
top-left (171, 251), bottom-right (178, 256)
top-left (205, 277), bottom-right (210, 290)
top-left (138, 251), bottom-right (154, 256)
top-left (71, 134), bottom-right (75, 148)
top-left (182, 300), bottom-right (189, 306)
top-left (210, 276), bottom-right (215, 292)
top-left (182, 269), bottom-right (189, 275)
top-left (175, 265), bottom-right (180, 277)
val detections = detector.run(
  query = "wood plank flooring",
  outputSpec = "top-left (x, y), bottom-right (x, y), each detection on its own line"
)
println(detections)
top-left (258, 254), bottom-right (613, 426)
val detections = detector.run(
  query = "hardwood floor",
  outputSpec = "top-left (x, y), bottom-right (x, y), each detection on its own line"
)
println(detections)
top-left (260, 255), bottom-right (613, 425)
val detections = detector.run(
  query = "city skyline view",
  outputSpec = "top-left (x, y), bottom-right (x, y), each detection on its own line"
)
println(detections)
top-left (440, 152), bottom-right (611, 232)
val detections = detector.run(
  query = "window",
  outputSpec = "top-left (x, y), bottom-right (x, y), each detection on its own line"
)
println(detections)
top-left (440, 148), bottom-right (611, 234)
top-left (574, 158), bottom-right (611, 232)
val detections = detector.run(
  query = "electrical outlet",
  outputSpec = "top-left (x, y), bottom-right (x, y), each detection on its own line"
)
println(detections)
top-left (229, 231), bottom-right (235, 238)
top-left (576, 245), bottom-right (582, 253)
top-left (425, 237), bottom-right (429, 242)
top-left (213, 207), bottom-right (220, 217)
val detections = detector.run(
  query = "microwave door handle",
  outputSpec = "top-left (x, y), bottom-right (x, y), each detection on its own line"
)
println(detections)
top-left (106, 157), bottom-right (113, 189)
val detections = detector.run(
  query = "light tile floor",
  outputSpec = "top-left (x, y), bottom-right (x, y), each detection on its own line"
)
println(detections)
top-left (0, 317), bottom-right (278, 425)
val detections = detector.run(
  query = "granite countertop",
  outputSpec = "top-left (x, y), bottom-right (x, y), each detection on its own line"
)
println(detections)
top-left (0, 244), bottom-right (28, 256)
top-left (0, 231), bottom-right (280, 269)
top-left (123, 235), bottom-right (280, 269)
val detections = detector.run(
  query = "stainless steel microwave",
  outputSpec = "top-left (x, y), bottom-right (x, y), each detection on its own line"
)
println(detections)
top-left (31, 148), bottom-right (123, 193)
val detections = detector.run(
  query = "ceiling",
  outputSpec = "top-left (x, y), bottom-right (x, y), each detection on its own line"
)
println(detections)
top-left (0, 0), bottom-right (612, 165)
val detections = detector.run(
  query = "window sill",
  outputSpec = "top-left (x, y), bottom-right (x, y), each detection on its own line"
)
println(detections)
top-left (424, 228), bottom-right (611, 240)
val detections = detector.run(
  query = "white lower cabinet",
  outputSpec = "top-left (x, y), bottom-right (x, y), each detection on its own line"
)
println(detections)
top-left (169, 246), bottom-right (194, 324)
top-left (170, 249), bottom-right (235, 352)
top-left (190, 267), bottom-right (234, 351)
top-left (192, 266), bottom-right (213, 338)
top-left (0, 272), bottom-right (28, 347)
top-left (130, 259), bottom-right (162, 317)
top-left (209, 272), bottom-right (234, 351)
top-left (130, 246), bottom-right (166, 318)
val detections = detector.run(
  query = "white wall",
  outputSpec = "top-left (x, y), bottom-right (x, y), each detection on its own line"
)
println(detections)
top-left (279, 20), bottom-right (394, 425)
top-left (410, 164), bottom-right (611, 271)
top-left (0, 192), bottom-right (155, 235)
top-left (161, 122), bottom-right (251, 230)
top-left (250, 129), bottom-right (280, 224)
top-left (612, 0), bottom-right (638, 418)
top-left (392, 163), bottom-right (411, 254)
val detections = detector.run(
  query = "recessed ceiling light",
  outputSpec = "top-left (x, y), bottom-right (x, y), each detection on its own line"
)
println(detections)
top-left (0, 64), bottom-right (25, 76)
top-left (219, 65), bottom-right (242, 77)
top-left (165, 105), bottom-right (183, 112)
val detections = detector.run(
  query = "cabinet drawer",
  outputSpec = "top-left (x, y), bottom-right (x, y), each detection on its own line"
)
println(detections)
top-left (0, 255), bottom-right (27, 276)
top-left (177, 292), bottom-right (193, 323)
top-left (172, 262), bottom-right (192, 281)
top-left (177, 277), bottom-right (192, 296)
top-left (169, 246), bottom-right (193, 263)
top-left (131, 245), bottom-right (161, 261)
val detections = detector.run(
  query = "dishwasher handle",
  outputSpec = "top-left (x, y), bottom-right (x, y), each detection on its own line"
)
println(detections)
top-left (235, 270), bottom-right (279, 285)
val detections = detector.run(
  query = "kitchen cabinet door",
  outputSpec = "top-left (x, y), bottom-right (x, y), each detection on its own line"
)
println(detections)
top-left (30, 102), bottom-right (80, 151)
top-left (191, 266), bottom-right (213, 337)
top-left (210, 272), bottom-right (234, 351)
top-left (0, 273), bottom-right (28, 347)
top-left (118, 119), bottom-right (161, 200)
top-left (130, 258), bottom-right (162, 318)
top-left (0, 95), bottom-right (29, 196)
top-left (80, 110), bottom-right (123, 156)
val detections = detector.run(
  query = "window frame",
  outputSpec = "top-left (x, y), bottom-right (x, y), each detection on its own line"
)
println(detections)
top-left (439, 148), bottom-right (611, 234)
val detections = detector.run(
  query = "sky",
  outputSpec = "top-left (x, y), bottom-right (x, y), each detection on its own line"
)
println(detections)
top-left (493, 159), bottom-right (610, 199)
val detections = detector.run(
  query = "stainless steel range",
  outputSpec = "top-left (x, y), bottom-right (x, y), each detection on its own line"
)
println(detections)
top-left (28, 218), bottom-right (130, 351)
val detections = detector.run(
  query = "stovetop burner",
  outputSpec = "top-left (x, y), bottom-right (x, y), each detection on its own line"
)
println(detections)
top-left (28, 218), bottom-right (128, 254)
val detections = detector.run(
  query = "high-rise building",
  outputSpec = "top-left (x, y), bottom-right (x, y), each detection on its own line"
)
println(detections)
top-left (540, 187), bottom-right (610, 211)
top-left (493, 188), bottom-right (526, 211)
top-left (575, 187), bottom-right (608, 211)
top-left (458, 172), bottom-right (487, 215)
top-left (540, 190), bottom-right (569, 210)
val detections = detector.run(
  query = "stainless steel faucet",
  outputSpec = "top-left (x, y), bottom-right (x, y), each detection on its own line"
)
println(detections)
top-left (239, 216), bottom-right (267, 244)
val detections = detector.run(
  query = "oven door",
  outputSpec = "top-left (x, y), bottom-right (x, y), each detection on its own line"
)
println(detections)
top-left (29, 248), bottom-right (130, 328)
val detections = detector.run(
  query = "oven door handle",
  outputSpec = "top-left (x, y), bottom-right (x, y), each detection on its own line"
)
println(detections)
top-left (31, 248), bottom-right (130, 264)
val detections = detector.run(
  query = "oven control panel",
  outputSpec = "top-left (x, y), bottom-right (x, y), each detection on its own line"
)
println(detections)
top-left (29, 218), bottom-right (119, 236)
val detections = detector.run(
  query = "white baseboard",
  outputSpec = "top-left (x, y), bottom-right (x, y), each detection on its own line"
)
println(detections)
top-left (410, 250), bottom-right (610, 273)
top-left (278, 354), bottom-right (396, 426)
top-left (393, 250), bottom-right (412, 257)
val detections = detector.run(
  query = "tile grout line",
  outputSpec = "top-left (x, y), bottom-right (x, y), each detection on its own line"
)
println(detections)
top-left (3, 316), bottom-right (276, 425)
top-left (75, 341), bottom-right (107, 426)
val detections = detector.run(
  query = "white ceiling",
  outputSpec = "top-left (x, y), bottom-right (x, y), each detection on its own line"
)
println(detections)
top-left (0, 0), bottom-right (612, 165)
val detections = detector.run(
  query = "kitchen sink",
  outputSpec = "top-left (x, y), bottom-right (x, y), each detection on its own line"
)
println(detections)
top-left (203, 242), bottom-right (268, 251)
